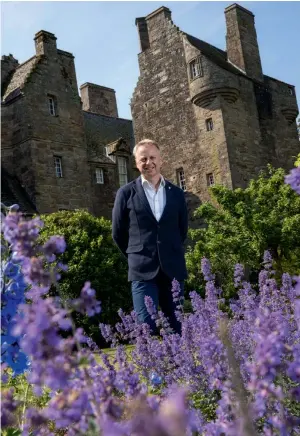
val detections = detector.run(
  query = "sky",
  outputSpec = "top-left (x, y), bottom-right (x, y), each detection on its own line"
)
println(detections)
top-left (1, 1), bottom-right (300, 120)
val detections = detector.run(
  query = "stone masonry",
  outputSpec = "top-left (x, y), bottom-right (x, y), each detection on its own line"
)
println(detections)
top-left (1, 31), bottom-right (135, 218)
top-left (131, 4), bottom-right (300, 218)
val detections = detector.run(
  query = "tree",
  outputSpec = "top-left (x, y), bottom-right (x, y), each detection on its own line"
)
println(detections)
top-left (39, 210), bottom-right (130, 345)
top-left (186, 165), bottom-right (300, 299)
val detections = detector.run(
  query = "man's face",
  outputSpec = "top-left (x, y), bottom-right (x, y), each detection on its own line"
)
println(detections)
top-left (135, 143), bottom-right (162, 179)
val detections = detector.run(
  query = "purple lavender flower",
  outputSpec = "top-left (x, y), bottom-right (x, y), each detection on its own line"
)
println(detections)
top-left (263, 250), bottom-right (273, 270)
top-left (71, 281), bottom-right (101, 317)
top-left (201, 257), bottom-right (215, 282)
top-left (234, 263), bottom-right (244, 288)
top-left (1, 388), bottom-right (20, 428)
top-left (285, 166), bottom-right (300, 194)
top-left (42, 235), bottom-right (66, 262)
top-left (144, 295), bottom-right (157, 319)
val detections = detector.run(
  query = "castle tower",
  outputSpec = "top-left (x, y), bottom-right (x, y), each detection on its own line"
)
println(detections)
top-left (131, 4), bottom-right (299, 214)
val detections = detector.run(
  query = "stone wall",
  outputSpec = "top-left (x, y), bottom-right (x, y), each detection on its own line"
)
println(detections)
top-left (224, 4), bottom-right (263, 82)
top-left (131, 7), bottom-right (202, 217)
top-left (1, 95), bottom-right (36, 203)
top-left (80, 83), bottom-right (118, 118)
top-left (265, 77), bottom-right (299, 170)
top-left (22, 49), bottom-right (91, 213)
top-left (89, 162), bottom-right (117, 217)
top-left (131, 4), bottom-right (299, 217)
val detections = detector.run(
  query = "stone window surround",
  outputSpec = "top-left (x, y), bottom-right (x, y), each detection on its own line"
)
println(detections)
top-left (188, 56), bottom-right (203, 81)
top-left (205, 118), bottom-right (214, 131)
top-left (54, 156), bottom-right (63, 178)
top-left (118, 156), bottom-right (128, 187)
top-left (95, 167), bottom-right (104, 184)
top-left (207, 173), bottom-right (215, 187)
top-left (176, 168), bottom-right (186, 192)
top-left (48, 94), bottom-right (58, 116)
top-left (105, 146), bottom-right (116, 163)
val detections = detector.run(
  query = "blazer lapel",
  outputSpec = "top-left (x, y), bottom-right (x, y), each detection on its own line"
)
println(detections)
top-left (159, 179), bottom-right (172, 223)
top-left (134, 176), bottom-right (156, 221)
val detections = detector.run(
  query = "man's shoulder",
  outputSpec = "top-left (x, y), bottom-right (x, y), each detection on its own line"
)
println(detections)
top-left (165, 179), bottom-right (185, 196)
top-left (117, 178), bottom-right (139, 195)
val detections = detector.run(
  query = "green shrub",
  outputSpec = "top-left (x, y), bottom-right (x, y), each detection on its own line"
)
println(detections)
top-left (39, 210), bottom-right (130, 346)
top-left (186, 165), bottom-right (300, 299)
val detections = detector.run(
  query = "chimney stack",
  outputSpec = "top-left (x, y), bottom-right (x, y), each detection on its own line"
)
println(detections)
top-left (34, 30), bottom-right (57, 57)
top-left (80, 83), bottom-right (118, 118)
top-left (225, 3), bottom-right (263, 81)
top-left (135, 17), bottom-right (150, 52)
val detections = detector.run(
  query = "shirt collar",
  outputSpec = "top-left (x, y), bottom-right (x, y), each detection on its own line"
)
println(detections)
top-left (141, 174), bottom-right (165, 189)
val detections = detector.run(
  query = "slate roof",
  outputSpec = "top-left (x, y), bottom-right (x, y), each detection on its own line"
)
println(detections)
top-left (83, 111), bottom-right (135, 152)
top-left (1, 168), bottom-right (37, 215)
top-left (2, 56), bottom-right (38, 103)
top-left (184, 33), bottom-right (245, 76)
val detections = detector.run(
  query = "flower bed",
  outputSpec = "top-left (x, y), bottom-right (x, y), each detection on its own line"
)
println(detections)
top-left (1, 165), bottom-right (300, 435)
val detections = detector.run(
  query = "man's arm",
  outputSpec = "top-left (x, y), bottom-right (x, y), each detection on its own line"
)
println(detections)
top-left (179, 190), bottom-right (188, 245)
top-left (112, 188), bottom-right (129, 258)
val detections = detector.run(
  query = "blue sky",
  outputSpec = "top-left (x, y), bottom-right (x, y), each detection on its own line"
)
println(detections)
top-left (2, 1), bottom-right (300, 120)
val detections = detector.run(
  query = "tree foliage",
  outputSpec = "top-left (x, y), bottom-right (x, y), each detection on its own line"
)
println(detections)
top-left (186, 165), bottom-right (300, 298)
top-left (39, 210), bottom-right (130, 345)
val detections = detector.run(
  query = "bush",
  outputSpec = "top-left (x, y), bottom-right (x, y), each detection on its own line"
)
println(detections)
top-left (186, 165), bottom-right (300, 299)
top-left (38, 210), bottom-right (130, 345)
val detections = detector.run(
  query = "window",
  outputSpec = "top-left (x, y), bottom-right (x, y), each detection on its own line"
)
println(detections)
top-left (105, 146), bottom-right (116, 162)
top-left (288, 87), bottom-right (294, 96)
top-left (48, 95), bottom-right (57, 116)
top-left (95, 168), bottom-right (104, 184)
top-left (206, 118), bottom-right (214, 131)
top-left (118, 157), bottom-right (128, 186)
top-left (207, 173), bottom-right (215, 187)
top-left (189, 57), bottom-right (202, 80)
top-left (177, 169), bottom-right (186, 192)
top-left (54, 156), bottom-right (63, 178)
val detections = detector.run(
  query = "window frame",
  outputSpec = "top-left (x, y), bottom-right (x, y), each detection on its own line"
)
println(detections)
top-left (118, 156), bottom-right (128, 187)
top-left (54, 156), bottom-right (63, 178)
top-left (206, 118), bottom-right (214, 132)
top-left (189, 57), bottom-right (202, 80)
top-left (48, 95), bottom-right (57, 116)
top-left (177, 168), bottom-right (187, 192)
top-left (95, 168), bottom-right (104, 184)
top-left (207, 173), bottom-right (215, 187)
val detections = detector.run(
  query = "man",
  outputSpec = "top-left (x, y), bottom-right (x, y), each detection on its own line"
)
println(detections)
top-left (112, 139), bottom-right (188, 335)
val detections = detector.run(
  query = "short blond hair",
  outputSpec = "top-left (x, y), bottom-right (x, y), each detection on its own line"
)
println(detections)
top-left (132, 139), bottom-right (160, 157)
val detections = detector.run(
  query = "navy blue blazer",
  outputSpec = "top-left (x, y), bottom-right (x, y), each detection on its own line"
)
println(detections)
top-left (112, 176), bottom-right (188, 281)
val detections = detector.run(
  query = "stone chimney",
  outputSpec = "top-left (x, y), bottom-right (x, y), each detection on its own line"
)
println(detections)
top-left (1, 54), bottom-right (19, 92)
top-left (135, 17), bottom-right (150, 52)
top-left (225, 3), bottom-right (263, 81)
top-left (145, 6), bottom-right (172, 45)
top-left (34, 30), bottom-right (57, 57)
top-left (80, 83), bottom-right (119, 118)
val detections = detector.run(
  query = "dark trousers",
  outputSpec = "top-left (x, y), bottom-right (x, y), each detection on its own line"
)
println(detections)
top-left (131, 269), bottom-right (184, 335)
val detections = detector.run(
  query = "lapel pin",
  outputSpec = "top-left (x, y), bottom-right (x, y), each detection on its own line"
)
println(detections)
top-left (168, 186), bottom-right (171, 190)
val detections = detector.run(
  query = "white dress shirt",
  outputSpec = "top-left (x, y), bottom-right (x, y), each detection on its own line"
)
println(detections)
top-left (141, 175), bottom-right (166, 221)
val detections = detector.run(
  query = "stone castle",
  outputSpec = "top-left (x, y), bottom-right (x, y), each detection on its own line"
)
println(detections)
top-left (1, 32), bottom-right (136, 216)
top-left (131, 4), bottom-right (299, 215)
top-left (1, 3), bottom-right (299, 218)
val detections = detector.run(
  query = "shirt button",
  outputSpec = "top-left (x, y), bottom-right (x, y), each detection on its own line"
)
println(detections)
top-left (157, 240), bottom-right (161, 244)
